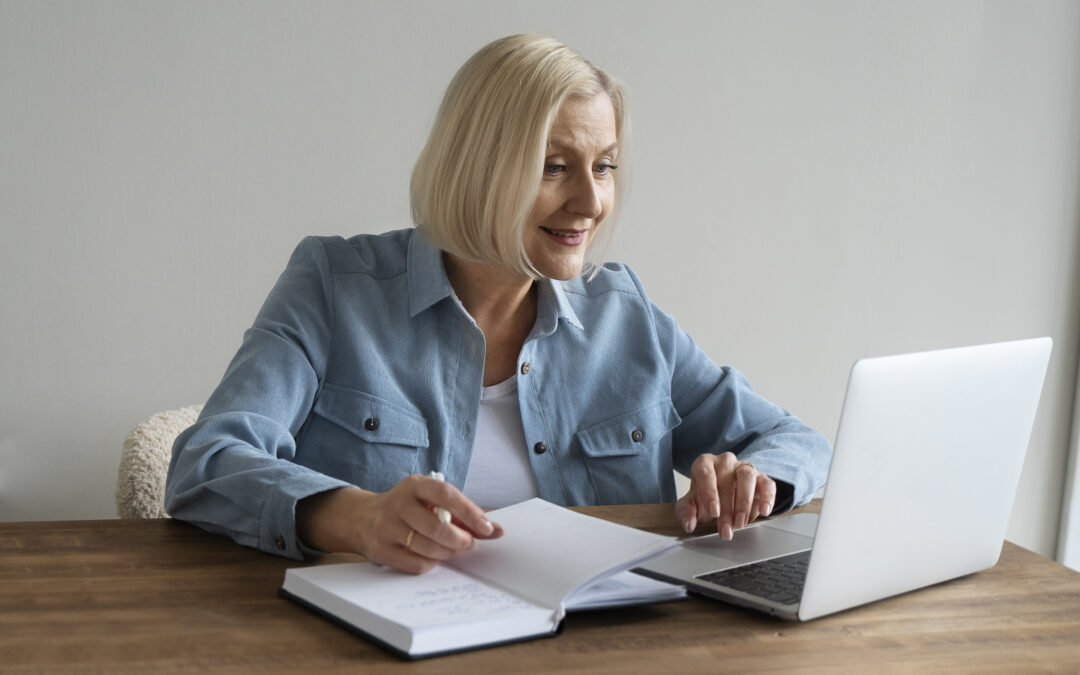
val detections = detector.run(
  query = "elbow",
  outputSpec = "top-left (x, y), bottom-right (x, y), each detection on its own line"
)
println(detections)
top-left (163, 426), bottom-right (198, 518)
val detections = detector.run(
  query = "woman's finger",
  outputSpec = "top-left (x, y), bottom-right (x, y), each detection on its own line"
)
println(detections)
top-left (401, 525), bottom-right (462, 561)
top-left (689, 454), bottom-right (722, 524)
top-left (674, 492), bottom-right (698, 533)
top-left (755, 473), bottom-right (777, 519)
top-left (393, 478), bottom-right (484, 555)
top-left (411, 474), bottom-right (501, 541)
top-left (716, 457), bottom-right (738, 540)
top-left (732, 461), bottom-right (758, 530)
top-left (380, 543), bottom-right (441, 575)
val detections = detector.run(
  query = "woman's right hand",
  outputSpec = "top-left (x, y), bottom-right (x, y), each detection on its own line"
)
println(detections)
top-left (296, 474), bottom-right (504, 574)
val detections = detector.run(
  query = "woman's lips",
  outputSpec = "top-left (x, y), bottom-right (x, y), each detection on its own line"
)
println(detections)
top-left (540, 227), bottom-right (587, 246)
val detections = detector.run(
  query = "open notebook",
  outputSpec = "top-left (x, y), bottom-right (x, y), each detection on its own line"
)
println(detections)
top-left (280, 498), bottom-right (685, 658)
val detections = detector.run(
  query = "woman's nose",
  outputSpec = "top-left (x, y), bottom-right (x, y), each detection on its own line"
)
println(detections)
top-left (565, 173), bottom-right (603, 219)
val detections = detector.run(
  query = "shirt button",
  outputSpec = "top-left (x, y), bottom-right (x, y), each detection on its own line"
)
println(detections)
top-left (533, 442), bottom-right (547, 455)
top-left (275, 535), bottom-right (286, 550)
top-left (631, 428), bottom-right (645, 443)
top-left (520, 361), bottom-right (531, 375)
top-left (364, 417), bottom-right (379, 431)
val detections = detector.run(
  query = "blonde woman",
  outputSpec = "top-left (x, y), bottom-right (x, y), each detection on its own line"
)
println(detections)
top-left (166, 34), bottom-right (831, 574)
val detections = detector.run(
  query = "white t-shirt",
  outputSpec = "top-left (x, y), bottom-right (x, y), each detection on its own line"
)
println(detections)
top-left (462, 376), bottom-right (540, 509)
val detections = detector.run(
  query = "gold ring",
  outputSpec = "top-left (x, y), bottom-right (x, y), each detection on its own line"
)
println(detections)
top-left (405, 529), bottom-right (416, 550)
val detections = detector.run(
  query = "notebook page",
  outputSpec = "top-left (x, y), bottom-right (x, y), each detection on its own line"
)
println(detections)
top-left (564, 569), bottom-right (686, 610)
top-left (448, 498), bottom-right (677, 611)
top-left (289, 562), bottom-right (549, 629)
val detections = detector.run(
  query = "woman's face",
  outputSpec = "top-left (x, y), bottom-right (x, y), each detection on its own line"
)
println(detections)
top-left (524, 92), bottom-right (618, 281)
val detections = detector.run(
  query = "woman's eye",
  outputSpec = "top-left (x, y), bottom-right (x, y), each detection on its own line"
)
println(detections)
top-left (544, 164), bottom-right (566, 176)
top-left (595, 163), bottom-right (619, 176)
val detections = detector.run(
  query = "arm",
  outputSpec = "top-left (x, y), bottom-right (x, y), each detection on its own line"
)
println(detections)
top-left (165, 237), bottom-right (501, 567)
top-left (670, 364), bottom-right (831, 538)
top-left (165, 237), bottom-right (345, 559)
top-left (625, 269), bottom-right (832, 538)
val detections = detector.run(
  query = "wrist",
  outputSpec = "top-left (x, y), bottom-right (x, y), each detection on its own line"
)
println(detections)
top-left (296, 486), bottom-right (374, 553)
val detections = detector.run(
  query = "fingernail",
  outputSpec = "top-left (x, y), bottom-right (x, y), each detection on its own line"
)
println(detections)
top-left (481, 519), bottom-right (494, 535)
top-left (684, 517), bottom-right (696, 533)
top-left (711, 501), bottom-right (720, 518)
top-left (722, 524), bottom-right (733, 540)
top-left (735, 512), bottom-right (747, 529)
top-left (763, 502), bottom-right (773, 517)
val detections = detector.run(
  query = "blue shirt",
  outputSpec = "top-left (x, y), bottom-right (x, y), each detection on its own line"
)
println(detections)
top-left (165, 228), bottom-right (832, 559)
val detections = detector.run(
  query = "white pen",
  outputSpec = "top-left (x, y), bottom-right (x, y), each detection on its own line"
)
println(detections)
top-left (429, 471), bottom-right (452, 525)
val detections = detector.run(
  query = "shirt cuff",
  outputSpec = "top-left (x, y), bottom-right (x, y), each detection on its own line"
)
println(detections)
top-left (260, 473), bottom-right (351, 560)
top-left (769, 478), bottom-right (796, 516)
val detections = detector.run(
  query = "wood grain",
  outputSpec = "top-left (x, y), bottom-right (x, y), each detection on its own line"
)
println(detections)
top-left (2, 504), bottom-right (1078, 673)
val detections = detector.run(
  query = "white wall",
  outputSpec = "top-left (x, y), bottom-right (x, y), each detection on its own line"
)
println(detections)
top-left (2, 1), bottom-right (1078, 559)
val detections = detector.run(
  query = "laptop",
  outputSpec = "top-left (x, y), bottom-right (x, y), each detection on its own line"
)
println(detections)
top-left (635, 337), bottom-right (1052, 621)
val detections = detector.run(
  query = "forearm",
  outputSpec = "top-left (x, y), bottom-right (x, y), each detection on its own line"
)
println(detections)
top-left (672, 368), bottom-right (832, 506)
top-left (165, 415), bottom-right (351, 559)
top-left (295, 486), bottom-right (377, 553)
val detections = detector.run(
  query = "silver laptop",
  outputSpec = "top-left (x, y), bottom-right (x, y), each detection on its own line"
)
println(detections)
top-left (636, 337), bottom-right (1052, 620)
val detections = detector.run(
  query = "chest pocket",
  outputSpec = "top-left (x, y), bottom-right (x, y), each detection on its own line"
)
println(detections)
top-left (576, 399), bottom-right (681, 504)
top-left (310, 383), bottom-right (430, 492)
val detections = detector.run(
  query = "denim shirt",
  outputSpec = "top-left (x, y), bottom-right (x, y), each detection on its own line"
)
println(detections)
top-left (165, 228), bottom-right (831, 559)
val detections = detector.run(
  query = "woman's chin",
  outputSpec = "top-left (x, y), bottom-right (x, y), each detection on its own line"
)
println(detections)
top-left (536, 258), bottom-right (585, 281)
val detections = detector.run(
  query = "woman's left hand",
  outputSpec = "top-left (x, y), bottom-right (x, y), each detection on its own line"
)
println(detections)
top-left (674, 452), bottom-right (776, 539)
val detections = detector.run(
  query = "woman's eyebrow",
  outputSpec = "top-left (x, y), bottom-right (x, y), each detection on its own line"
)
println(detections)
top-left (545, 140), bottom-right (620, 155)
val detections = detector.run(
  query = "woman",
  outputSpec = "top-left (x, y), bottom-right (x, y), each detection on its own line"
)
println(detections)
top-left (165, 34), bottom-right (831, 574)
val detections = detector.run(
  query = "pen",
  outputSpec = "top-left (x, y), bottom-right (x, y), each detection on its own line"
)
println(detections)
top-left (429, 471), bottom-right (452, 525)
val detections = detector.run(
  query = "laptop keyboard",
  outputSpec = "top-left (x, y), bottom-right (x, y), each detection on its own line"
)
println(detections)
top-left (696, 550), bottom-right (811, 606)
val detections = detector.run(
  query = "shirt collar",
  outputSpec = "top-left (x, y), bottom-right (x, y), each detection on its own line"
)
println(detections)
top-left (407, 228), bottom-right (455, 318)
top-left (536, 278), bottom-right (584, 334)
top-left (406, 227), bottom-right (584, 333)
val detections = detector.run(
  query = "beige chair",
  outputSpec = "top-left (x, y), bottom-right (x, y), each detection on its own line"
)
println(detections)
top-left (116, 405), bottom-right (203, 518)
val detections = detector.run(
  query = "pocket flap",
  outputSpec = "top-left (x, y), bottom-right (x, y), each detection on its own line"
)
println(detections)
top-left (576, 400), bottom-right (681, 458)
top-left (313, 383), bottom-right (430, 448)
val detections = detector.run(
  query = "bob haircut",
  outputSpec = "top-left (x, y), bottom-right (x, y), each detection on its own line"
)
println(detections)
top-left (410, 34), bottom-right (628, 280)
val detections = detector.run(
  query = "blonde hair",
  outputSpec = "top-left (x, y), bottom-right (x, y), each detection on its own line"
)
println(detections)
top-left (410, 34), bottom-right (628, 279)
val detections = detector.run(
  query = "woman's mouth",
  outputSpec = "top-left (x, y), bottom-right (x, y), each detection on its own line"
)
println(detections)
top-left (540, 227), bottom-right (587, 246)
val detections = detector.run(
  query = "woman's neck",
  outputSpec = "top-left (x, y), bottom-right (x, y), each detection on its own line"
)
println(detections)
top-left (443, 254), bottom-right (534, 323)
top-left (443, 253), bottom-right (538, 386)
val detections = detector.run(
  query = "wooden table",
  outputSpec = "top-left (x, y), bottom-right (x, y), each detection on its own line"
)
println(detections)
top-left (3, 503), bottom-right (1079, 673)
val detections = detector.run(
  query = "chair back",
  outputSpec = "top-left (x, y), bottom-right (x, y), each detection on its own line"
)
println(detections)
top-left (116, 405), bottom-right (202, 518)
